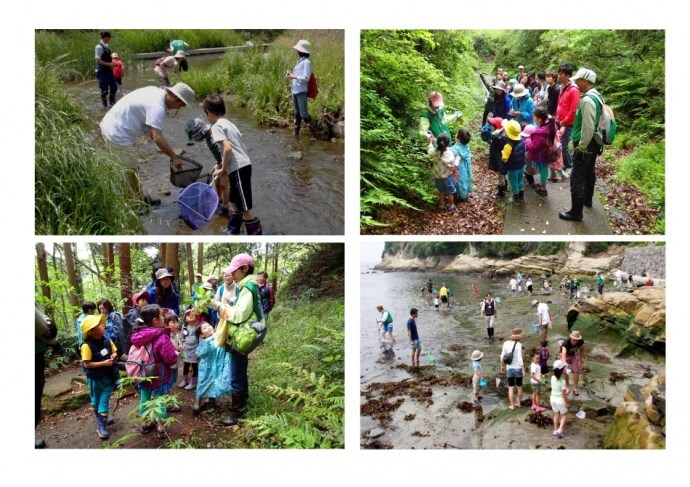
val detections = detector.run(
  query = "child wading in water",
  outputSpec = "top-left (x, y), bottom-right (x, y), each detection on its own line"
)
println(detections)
top-left (428, 132), bottom-right (459, 210)
top-left (539, 340), bottom-right (550, 381)
top-left (451, 129), bottom-right (472, 202)
top-left (80, 314), bottom-right (117, 439)
top-left (530, 351), bottom-right (545, 412)
top-left (407, 308), bottom-right (421, 367)
top-left (204, 93), bottom-right (262, 235)
top-left (130, 305), bottom-right (178, 439)
top-left (501, 120), bottom-right (526, 204)
top-left (194, 322), bottom-right (232, 414)
top-left (471, 350), bottom-right (485, 404)
top-left (550, 360), bottom-right (570, 439)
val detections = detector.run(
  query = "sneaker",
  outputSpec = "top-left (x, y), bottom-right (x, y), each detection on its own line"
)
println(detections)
top-left (448, 204), bottom-right (457, 211)
top-left (185, 381), bottom-right (196, 391)
top-left (473, 399), bottom-right (481, 405)
top-left (140, 422), bottom-right (155, 434)
top-left (177, 378), bottom-right (187, 388)
top-left (556, 430), bottom-right (564, 439)
top-left (531, 405), bottom-right (537, 411)
top-left (553, 430), bottom-right (559, 437)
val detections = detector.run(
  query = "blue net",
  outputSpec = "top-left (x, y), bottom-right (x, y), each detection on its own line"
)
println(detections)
top-left (178, 182), bottom-right (219, 230)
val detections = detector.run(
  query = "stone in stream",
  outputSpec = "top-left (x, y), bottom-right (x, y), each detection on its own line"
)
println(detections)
top-left (367, 427), bottom-right (385, 439)
top-left (580, 401), bottom-right (611, 418)
top-left (286, 151), bottom-right (303, 161)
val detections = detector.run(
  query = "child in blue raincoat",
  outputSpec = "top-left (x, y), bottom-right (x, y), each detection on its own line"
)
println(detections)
top-left (193, 321), bottom-right (232, 414)
top-left (451, 129), bottom-right (472, 201)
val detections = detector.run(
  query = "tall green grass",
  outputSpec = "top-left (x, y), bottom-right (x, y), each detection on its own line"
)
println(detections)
top-left (35, 30), bottom-right (257, 80)
top-left (35, 60), bottom-right (143, 235)
top-left (186, 30), bottom-right (344, 125)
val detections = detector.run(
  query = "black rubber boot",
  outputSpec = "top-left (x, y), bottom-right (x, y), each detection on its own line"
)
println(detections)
top-left (222, 392), bottom-right (248, 426)
top-left (559, 196), bottom-right (584, 221)
top-left (518, 190), bottom-right (525, 202)
top-left (227, 212), bottom-right (243, 235)
top-left (96, 413), bottom-right (109, 440)
top-left (524, 173), bottom-right (535, 188)
top-left (492, 184), bottom-right (507, 200)
top-left (292, 119), bottom-right (301, 136)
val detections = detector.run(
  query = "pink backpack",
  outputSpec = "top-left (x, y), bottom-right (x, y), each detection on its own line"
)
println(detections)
top-left (125, 343), bottom-right (157, 378)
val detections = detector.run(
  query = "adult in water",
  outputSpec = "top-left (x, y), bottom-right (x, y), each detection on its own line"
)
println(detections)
top-left (94, 31), bottom-right (118, 108)
top-left (286, 39), bottom-right (316, 139)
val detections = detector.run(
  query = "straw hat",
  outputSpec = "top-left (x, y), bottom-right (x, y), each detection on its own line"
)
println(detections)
top-left (81, 314), bottom-right (106, 340)
top-left (471, 350), bottom-right (484, 361)
top-left (511, 83), bottom-right (530, 98)
top-left (531, 299), bottom-right (539, 307)
top-left (165, 82), bottom-right (196, 107)
top-left (293, 39), bottom-right (310, 54)
top-left (510, 327), bottom-right (523, 340)
top-left (569, 330), bottom-right (583, 341)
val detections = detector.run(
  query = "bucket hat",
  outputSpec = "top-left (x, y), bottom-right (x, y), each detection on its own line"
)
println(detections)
top-left (165, 82), bottom-right (196, 107)
top-left (471, 350), bottom-right (484, 361)
top-left (531, 299), bottom-right (539, 307)
top-left (510, 327), bottom-right (523, 340)
top-left (224, 253), bottom-right (255, 275)
top-left (571, 68), bottom-right (596, 84)
top-left (185, 117), bottom-right (211, 142)
top-left (502, 120), bottom-right (522, 141)
top-left (155, 268), bottom-right (174, 281)
top-left (81, 314), bottom-right (106, 339)
top-left (511, 83), bottom-right (530, 98)
top-left (174, 50), bottom-right (186, 59)
top-left (293, 39), bottom-right (310, 54)
top-left (207, 275), bottom-right (217, 282)
top-left (569, 330), bottom-right (583, 341)
top-left (493, 81), bottom-right (506, 92)
top-left (553, 359), bottom-right (566, 370)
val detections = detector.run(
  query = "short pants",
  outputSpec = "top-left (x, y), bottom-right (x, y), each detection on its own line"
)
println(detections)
top-left (229, 165), bottom-right (253, 211)
top-left (382, 324), bottom-right (393, 333)
top-left (531, 382), bottom-right (541, 394)
top-left (434, 175), bottom-right (457, 195)
top-left (506, 367), bottom-right (523, 387)
top-left (551, 397), bottom-right (567, 414)
top-left (565, 353), bottom-right (581, 374)
top-left (410, 339), bottom-right (421, 350)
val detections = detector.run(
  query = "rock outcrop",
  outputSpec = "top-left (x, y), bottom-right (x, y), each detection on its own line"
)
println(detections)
top-left (603, 371), bottom-right (665, 449)
top-left (567, 287), bottom-right (665, 355)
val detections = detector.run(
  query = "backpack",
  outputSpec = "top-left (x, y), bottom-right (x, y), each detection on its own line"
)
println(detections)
top-left (125, 343), bottom-right (157, 378)
top-left (384, 311), bottom-right (393, 325)
top-left (541, 137), bottom-right (562, 163)
top-left (588, 93), bottom-right (617, 145)
top-left (307, 73), bottom-right (319, 99)
top-left (225, 282), bottom-right (267, 355)
top-left (502, 341), bottom-right (518, 365)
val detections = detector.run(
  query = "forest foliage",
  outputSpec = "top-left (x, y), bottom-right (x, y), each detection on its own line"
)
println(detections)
top-left (361, 30), bottom-right (665, 231)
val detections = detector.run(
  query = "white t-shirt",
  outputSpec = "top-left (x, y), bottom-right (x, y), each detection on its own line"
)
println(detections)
top-left (537, 302), bottom-right (551, 325)
top-left (210, 118), bottom-right (252, 174)
top-left (509, 278), bottom-right (517, 290)
top-left (100, 86), bottom-right (166, 146)
top-left (154, 56), bottom-right (177, 77)
top-left (501, 340), bottom-right (523, 369)
top-left (615, 270), bottom-right (623, 281)
top-left (530, 362), bottom-right (541, 384)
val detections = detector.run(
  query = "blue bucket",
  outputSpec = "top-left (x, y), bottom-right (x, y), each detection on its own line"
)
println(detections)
top-left (532, 323), bottom-right (540, 333)
top-left (479, 378), bottom-right (488, 388)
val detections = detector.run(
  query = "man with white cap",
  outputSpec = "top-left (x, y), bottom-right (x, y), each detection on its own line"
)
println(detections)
top-left (559, 67), bottom-right (605, 222)
top-left (286, 39), bottom-right (317, 139)
top-left (100, 82), bottom-right (196, 198)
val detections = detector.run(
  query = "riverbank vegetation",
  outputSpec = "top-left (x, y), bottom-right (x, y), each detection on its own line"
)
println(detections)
top-left (360, 30), bottom-right (665, 234)
top-left (35, 60), bottom-right (142, 235)
top-left (35, 242), bottom-right (344, 449)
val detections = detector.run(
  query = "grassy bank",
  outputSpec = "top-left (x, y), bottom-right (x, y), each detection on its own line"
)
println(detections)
top-left (35, 60), bottom-right (143, 235)
top-left (186, 30), bottom-right (344, 126)
top-left (35, 30), bottom-right (262, 80)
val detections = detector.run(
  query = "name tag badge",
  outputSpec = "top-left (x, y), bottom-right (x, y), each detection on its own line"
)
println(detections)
top-left (100, 348), bottom-right (109, 357)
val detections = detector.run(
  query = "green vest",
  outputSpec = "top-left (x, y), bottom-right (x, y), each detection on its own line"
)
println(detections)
top-left (421, 107), bottom-right (451, 138)
top-left (572, 90), bottom-right (602, 145)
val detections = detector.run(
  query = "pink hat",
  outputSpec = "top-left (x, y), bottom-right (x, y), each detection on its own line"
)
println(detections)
top-left (224, 253), bottom-right (255, 274)
top-left (487, 117), bottom-right (504, 129)
top-left (428, 90), bottom-right (443, 108)
top-left (520, 124), bottom-right (536, 137)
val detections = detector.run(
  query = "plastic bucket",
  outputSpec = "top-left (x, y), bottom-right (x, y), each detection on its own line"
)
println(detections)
top-left (532, 323), bottom-right (540, 333)
top-left (479, 378), bottom-right (488, 388)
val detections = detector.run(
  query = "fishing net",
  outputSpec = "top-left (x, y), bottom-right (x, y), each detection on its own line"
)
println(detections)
top-left (170, 156), bottom-right (204, 188)
top-left (178, 182), bottom-right (218, 230)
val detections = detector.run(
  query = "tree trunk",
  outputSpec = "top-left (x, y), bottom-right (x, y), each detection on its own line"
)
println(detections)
top-left (186, 243), bottom-right (195, 294)
top-left (118, 244), bottom-right (133, 314)
top-left (164, 243), bottom-right (179, 279)
top-left (63, 243), bottom-right (81, 312)
top-left (272, 244), bottom-right (279, 291)
top-left (197, 243), bottom-right (204, 277)
top-left (36, 243), bottom-right (52, 316)
top-left (102, 243), bottom-right (115, 286)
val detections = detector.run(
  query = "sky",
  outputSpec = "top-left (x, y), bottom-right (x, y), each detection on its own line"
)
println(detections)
top-left (360, 241), bottom-right (384, 263)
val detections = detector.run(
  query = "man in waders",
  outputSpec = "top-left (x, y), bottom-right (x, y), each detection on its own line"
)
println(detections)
top-left (100, 83), bottom-right (195, 203)
top-left (376, 305), bottom-right (394, 342)
top-left (480, 293), bottom-right (497, 339)
top-left (95, 31), bottom-right (118, 109)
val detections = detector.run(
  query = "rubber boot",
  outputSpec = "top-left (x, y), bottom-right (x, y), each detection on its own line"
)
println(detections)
top-left (534, 184), bottom-right (548, 196)
top-left (35, 438), bottom-right (46, 449)
top-left (227, 212), bottom-right (243, 235)
top-left (185, 376), bottom-right (197, 390)
top-left (244, 217), bottom-right (263, 235)
top-left (517, 189), bottom-right (525, 202)
top-left (524, 172), bottom-right (536, 188)
top-left (559, 196), bottom-right (584, 221)
top-left (177, 374), bottom-right (188, 388)
top-left (583, 195), bottom-right (593, 208)
top-left (207, 398), bottom-right (217, 411)
top-left (292, 118), bottom-right (301, 136)
top-left (192, 397), bottom-right (201, 415)
top-left (96, 413), bottom-right (109, 440)
top-left (492, 184), bottom-right (507, 200)
top-left (305, 116), bottom-right (317, 141)
top-left (222, 391), bottom-right (248, 426)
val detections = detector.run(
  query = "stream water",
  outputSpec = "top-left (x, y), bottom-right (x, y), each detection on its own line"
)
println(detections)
top-left (360, 263), bottom-right (664, 449)
top-left (68, 54), bottom-right (344, 235)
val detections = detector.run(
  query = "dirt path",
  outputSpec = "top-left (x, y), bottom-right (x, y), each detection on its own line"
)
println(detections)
top-left (37, 367), bottom-right (238, 449)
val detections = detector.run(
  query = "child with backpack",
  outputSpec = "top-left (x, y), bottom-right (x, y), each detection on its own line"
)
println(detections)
top-left (428, 132), bottom-right (459, 211)
top-left (193, 321), bottom-right (232, 414)
top-left (482, 117), bottom-right (509, 199)
top-left (524, 106), bottom-right (558, 196)
top-left (451, 129), bottom-right (472, 202)
top-left (204, 93), bottom-right (262, 235)
top-left (129, 304), bottom-right (178, 439)
top-left (178, 309), bottom-right (201, 391)
top-left (501, 120), bottom-right (526, 204)
top-left (80, 314), bottom-right (117, 439)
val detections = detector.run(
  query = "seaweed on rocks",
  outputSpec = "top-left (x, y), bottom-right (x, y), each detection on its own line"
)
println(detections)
top-left (525, 411), bottom-right (552, 428)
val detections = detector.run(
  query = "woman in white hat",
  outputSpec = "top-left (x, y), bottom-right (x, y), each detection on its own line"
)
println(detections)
top-left (560, 330), bottom-right (585, 395)
top-left (508, 83), bottom-right (535, 126)
top-left (500, 327), bottom-right (525, 410)
top-left (154, 50), bottom-right (186, 88)
top-left (286, 39), bottom-right (316, 139)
